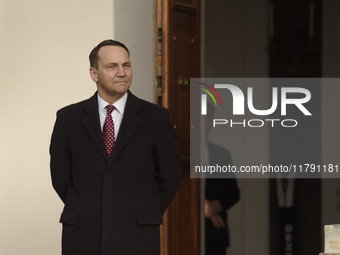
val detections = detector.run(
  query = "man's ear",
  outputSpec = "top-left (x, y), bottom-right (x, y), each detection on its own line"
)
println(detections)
top-left (89, 67), bottom-right (98, 82)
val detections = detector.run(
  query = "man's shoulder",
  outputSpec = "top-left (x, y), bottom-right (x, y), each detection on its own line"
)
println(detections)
top-left (58, 99), bottom-right (88, 112)
top-left (129, 91), bottom-right (169, 117)
top-left (139, 98), bottom-right (167, 113)
top-left (56, 93), bottom-right (96, 116)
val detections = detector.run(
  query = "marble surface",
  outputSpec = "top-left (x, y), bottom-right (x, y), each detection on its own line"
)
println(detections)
top-left (325, 225), bottom-right (340, 253)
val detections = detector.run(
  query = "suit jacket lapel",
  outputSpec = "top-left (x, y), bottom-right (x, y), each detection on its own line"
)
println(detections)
top-left (82, 92), bottom-right (109, 161)
top-left (108, 90), bottom-right (141, 165)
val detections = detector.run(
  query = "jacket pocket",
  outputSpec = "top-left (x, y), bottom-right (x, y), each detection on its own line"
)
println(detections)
top-left (59, 210), bottom-right (78, 225)
top-left (137, 211), bottom-right (163, 225)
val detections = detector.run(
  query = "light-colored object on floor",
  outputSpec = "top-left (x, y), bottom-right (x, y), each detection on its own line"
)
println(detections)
top-left (320, 224), bottom-right (340, 255)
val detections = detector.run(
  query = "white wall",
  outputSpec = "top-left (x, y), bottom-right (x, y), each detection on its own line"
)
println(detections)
top-left (0, 0), bottom-right (155, 254)
top-left (114, 0), bottom-right (155, 103)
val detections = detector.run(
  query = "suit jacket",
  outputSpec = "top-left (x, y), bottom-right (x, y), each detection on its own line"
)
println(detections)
top-left (50, 90), bottom-right (182, 255)
top-left (205, 142), bottom-right (240, 248)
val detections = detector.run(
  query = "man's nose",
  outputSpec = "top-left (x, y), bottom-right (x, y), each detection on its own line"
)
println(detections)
top-left (116, 66), bottom-right (126, 76)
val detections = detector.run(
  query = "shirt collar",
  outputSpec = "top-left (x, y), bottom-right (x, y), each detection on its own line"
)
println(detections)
top-left (97, 92), bottom-right (128, 115)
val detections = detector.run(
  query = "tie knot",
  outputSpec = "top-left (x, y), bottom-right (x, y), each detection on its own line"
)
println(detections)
top-left (106, 105), bottom-right (115, 114)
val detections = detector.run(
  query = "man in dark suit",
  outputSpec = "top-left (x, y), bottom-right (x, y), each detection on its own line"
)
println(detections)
top-left (205, 143), bottom-right (239, 255)
top-left (50, 40), bottom-right (182, 255)
top-left (204, 103), bottom-right (240, 255)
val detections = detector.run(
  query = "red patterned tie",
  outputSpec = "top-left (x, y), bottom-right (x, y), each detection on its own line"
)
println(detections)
top-left (102, 105), bottom-right (115, 157)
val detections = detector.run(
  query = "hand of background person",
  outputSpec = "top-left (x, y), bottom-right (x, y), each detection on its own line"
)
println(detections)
top-left (210, 213), bottom-right (225, 229)
top-left (205, 199), bottom-right (222, 219)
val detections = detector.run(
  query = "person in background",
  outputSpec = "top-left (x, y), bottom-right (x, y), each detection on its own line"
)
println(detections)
top-left (204, 103), bottom-right (240, 255)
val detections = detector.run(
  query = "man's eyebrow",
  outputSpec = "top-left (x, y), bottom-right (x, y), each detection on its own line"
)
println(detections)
top-left (105, 62), bottom-right (131, 66)
top-left (106, 62), bottom-right (118, 66)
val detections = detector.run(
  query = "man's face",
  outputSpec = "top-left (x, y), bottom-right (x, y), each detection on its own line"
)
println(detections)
top-left (90, 45), bottom-right (132, 102)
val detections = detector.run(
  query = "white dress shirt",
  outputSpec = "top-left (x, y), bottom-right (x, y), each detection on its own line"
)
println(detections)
top-left (97, 92), bottom-right (128, 140)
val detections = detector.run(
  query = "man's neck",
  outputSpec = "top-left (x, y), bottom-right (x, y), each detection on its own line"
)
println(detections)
top-left (97, 91), bottom-right (127, 105)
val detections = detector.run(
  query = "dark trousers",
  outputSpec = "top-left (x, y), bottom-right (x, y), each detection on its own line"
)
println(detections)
top-left (206, 240), bottom-right (226, 255)
top-left (205, 222), bottom-right (226, 255)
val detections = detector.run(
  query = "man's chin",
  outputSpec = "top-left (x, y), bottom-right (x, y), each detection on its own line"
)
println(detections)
top-left (112, 87), bottom-right (130, 97)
